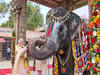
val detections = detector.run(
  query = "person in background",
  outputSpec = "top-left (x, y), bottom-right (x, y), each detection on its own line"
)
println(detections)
top-left (13, 38), bottom-right (29, 75)
top-left (7, 47), bottom-right (11, 60)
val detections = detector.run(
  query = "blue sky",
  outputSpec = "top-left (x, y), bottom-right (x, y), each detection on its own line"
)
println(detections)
top-left (0, 0), bottom-right (11, 24)
top-left (0, 0), bottom-right (89, 25)
top-left (73, 5), bottom-right (89, 19)
top-left (0, 0), bottom-right (11, 3)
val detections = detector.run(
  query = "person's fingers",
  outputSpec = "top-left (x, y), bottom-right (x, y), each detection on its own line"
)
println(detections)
top-left (24, 47), bottom-right (27, 51)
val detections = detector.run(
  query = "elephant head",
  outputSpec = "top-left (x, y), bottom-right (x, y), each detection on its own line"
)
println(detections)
top-left (29, 7), bottom-right (81, 60)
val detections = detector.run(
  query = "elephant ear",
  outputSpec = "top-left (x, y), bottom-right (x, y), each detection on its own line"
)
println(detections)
top-left (70, 12), bottom-right (81, 40)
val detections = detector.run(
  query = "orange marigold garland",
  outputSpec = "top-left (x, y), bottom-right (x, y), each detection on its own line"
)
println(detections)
top-left (88, 0), bottom-right (100, 74)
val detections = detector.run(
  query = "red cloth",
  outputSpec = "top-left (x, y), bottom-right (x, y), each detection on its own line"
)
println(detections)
top-left (0, 69), bottom-right (12, 75)
top-left (47, 24), bottom-right (52, 38)
top-left (32, 66), bottom-right (36, 71)
top-left (0, 66), bottom-right (33, 75)
top-left (48, 64), bottom-right (52, 69)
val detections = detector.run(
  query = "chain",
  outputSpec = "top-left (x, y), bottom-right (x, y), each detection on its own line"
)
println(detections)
top-left (47, 9), bottom-right (71, 24)
top-left (57, 45), bottom-right (72, 66)
top-left (59, 14), bottom-right (70, 25)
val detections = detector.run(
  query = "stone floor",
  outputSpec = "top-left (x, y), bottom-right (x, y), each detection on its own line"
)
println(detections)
top-left (0, 60), bottom-right (11, 69)
top-left (0, 60), bottom-right (50, 75)
top-left (0, 60), bottom-right (82, 75)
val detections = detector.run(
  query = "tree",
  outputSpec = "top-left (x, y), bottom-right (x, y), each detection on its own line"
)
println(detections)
top-left (1, 12), bottom-right (14, 28)
top-left (1, 1), bottom-right (44, 30)
top-left (27, 2), bottom-right (44, 30)
top-left (0, 2), bottom-right (9, 13)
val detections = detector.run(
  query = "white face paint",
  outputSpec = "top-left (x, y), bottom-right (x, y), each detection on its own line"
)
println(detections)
top-left (52, 21), bottom-right (59, 43)
top-left (48, 21), bottom-right (60, 44)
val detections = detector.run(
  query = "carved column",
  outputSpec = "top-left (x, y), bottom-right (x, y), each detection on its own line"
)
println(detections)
top-left (12, 0), bottom-right (27, 44)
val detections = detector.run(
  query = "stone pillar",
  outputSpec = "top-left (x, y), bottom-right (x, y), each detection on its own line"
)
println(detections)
top-left (12, 0), bottom-right (27, 44)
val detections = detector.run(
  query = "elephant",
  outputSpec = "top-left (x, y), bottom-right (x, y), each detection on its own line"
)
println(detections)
top-left (29, 7), bottom-right (90, 75)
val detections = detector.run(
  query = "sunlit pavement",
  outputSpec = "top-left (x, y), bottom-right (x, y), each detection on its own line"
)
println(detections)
top-left (0, 60), bottom-right (82, 75)
top-left (0, 60), bottom-right (34, 69)
top-left (0, 60), bottom-right (36, 75)
top-left (0, 60), bottom-right (50, 75)
top-left (0, 61), bottom-right (11, 69)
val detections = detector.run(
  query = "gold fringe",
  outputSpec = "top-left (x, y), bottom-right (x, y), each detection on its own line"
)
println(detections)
top-left (54, 56), bottom-right (58, 75)
top-left (72, 40), bottom-right (77, 72)
top-left (24, 53), bottom-right (30, 75)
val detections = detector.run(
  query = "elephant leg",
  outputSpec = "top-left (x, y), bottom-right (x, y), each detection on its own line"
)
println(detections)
top-left (66, 54), bottom-right (75, 75)
top-left (83, 70), bottom-right (90, 75)
top-left (68, 57), bottom-right (75, 75)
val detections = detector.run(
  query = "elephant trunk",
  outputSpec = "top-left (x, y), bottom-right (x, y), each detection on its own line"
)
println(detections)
top-left (29, 39), bottom-right (58, 60)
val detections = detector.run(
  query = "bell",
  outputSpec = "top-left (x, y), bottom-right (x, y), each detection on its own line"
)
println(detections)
top-left (61, 67), bottom-right (66, 73)
top-left (58, 49), bottom-right (64, 55)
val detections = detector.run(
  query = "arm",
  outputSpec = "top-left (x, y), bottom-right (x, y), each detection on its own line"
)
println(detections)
top-left (18, 46), bottom-right (27, 57)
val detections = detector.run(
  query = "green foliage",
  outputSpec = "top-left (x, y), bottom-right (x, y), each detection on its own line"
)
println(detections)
top-left (0, 2), bottom-right (9, 13)
top-left (1, 2), bottom-right (44, 30)
top-left (27, 2), bottom-right (44, 30)
top-left (1, 12), bottom-right (14, 28)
